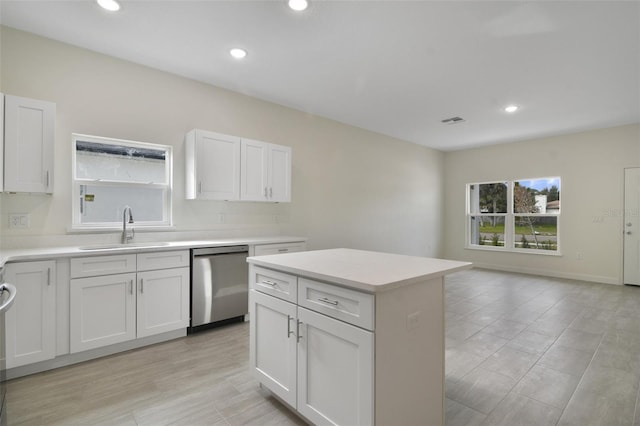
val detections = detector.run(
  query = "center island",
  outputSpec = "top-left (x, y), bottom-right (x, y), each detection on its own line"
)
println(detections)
top-left (247, 248), bottom-right (472, 426)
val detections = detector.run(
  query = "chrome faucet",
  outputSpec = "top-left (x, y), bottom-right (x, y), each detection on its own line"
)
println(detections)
top-left (122, 205), bottom-right (135, 244)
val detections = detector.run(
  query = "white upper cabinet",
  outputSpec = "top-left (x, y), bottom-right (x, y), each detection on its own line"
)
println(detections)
top-left (3, 94), bottom-right (56, 194)
top-left (185, 129), bottom-right (241, 200)
top-left (241, 138), bottom-right (291, 202)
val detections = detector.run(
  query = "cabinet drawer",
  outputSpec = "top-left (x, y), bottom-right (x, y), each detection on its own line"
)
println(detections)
top-left (251, 265), bottom-right (297, 303)
top-left (253, 242), bottom-right (306, 256)
top-left (137, 250), bottom-right (189, 271)
top-left (298, 278), bottom-right (374, 330)
top-left (71, 254), bottom-right (136, 278)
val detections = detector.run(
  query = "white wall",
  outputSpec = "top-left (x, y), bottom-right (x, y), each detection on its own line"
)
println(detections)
top-left (0, 26), bottom-right (444, 256)
top-left (443, 124), bottom-right (640, 284)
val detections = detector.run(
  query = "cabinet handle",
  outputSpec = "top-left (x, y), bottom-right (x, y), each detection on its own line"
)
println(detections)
top-left (318, 297), bottom-right (339, 306)
top-left (261, 280), bottom-right (277, 287)
top-left (140, 278), bottom-right (144, 293)
top-left (277, 248), bottom-right (289, 253)
top-left (264, 187), bottom-right (268, 197)
top-left (269, 187), bottom-right (273, 198)
top-left (296, 320), bottom-right (303, 343)
top-left (129, 280), bottom-right (133, 295)
top-left (287, 315), bottom-right (294, 338)
top-left (47, 268), bottom-right (51, 286)
top-left (198, 181), bottom-right (202, 194)
top-left (46, 171), bottom-right (50, 188)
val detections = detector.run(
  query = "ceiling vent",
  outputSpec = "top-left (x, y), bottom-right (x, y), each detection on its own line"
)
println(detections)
top-left (441, 116), bottom-right (465, 125)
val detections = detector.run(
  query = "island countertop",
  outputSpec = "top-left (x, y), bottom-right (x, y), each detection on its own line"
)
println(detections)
top-left (247, 248), bottom-right (472, 293)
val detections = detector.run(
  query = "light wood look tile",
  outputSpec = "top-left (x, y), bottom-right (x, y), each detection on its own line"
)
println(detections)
top-left (8, 269), bottom-right (640, 425)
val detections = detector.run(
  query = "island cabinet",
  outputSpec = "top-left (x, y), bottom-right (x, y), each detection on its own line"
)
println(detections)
top-left (248, 248), bottom-right (472, 426)
top-left (250, 269), bottom-right (374, 425)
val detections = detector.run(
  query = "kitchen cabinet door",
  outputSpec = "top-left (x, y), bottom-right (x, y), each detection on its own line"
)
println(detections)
top-left (240, 139), bottom-right (291, 202)
top-left (5, 261), bottom-right (56, 368)
top-left (136, 267), bottom-right (190, 338)
top-left (249, 289), bottom-right (297, 407)
top-left (185, 129), bottom-right (241, 200)
top-left (267, 143), bottom-right (291, 202)
top-left (240, 138), bottom-right (268, 201)
top-left (3, 94), bottom-right (55, 193)
top-left (296, 307), bottom-right (374, 426)
top-left (70, 273), bottom-right (136, 353)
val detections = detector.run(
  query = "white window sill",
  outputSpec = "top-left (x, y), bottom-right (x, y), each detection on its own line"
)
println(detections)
top-left (465, 245), bottom-right (562, 256)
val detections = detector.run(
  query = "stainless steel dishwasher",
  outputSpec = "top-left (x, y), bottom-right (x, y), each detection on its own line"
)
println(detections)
top-left (189, 245), bottom-right (249, 333)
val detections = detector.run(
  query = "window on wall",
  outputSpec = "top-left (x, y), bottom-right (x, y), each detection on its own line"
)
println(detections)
top-left (467, 177), bottom-right (560, 253)
top-left (71, 134), bottom-right (173, 230)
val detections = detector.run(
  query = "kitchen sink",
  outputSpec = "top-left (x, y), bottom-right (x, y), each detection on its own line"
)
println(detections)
top-left (78, 242), bottom-right (171, 250)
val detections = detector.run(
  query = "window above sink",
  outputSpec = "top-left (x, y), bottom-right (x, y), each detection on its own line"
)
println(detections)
top-left (71, 134), bottom-right (173, 231)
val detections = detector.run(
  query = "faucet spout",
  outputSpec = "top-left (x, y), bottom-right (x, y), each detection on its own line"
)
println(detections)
top-left (122, 206), bottom-right (135, 244)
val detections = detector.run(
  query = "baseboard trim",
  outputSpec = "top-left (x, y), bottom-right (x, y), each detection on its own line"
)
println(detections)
top-left (6, 329), bottom-right (186, 380)
top-left (471, 262), bottom-right (620, 285)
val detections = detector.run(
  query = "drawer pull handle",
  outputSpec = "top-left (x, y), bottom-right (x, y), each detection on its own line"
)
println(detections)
top-left (278, 248), bottom-right (289, 252)
top-left (287, 315), bottom-right (294, 338)
top-left (318, 297), bottom-right (339, 306)
top-left (296, 320), bottom-right (303, 342)
top-left (261, 280), bottom-right (277, 287)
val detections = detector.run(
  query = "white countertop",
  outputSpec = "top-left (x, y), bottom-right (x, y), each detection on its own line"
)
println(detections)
top-left (247, 248), bottom-right (472, 293)
top-left (0, 236), bottom-right (306, 268)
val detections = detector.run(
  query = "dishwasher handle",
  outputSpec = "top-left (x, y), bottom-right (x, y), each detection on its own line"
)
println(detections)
top-left (192, 245), bottom-right (249, 256)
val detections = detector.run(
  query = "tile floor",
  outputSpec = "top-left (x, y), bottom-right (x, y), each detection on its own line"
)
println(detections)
top-left (7, 268), bottom-right (640, 425)
top-left (445, 269), bottom-right (640, 426)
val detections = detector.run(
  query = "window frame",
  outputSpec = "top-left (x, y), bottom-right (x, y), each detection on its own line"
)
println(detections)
top-left (466, 177), bottom-right (561, 255)
top-left (71, 133), bottom-right (173, 231)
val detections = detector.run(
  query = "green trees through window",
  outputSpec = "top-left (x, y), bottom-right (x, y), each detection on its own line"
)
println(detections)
top-left (468, 178), bottom-right (560, 252)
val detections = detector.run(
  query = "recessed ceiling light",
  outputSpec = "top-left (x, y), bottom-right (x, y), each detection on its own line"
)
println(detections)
top-left (288, 0), bottom-right (309, 11)
top-left (229, 48), bottom-right (247, 59)
top-left (97, 0), bottom-right (120, 12)
top-left (505, 105), bottom-right (519, 113)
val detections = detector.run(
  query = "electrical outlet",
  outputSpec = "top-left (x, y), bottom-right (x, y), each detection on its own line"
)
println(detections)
top-left (9, 213), bottom-right (30, 229)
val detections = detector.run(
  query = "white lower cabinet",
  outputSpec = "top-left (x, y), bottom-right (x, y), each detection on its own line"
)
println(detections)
top-left (252, 241), bottom-right (306, 257)
top-left (5, 261), bottom-right (56, 368)
top-left (296, 307), bottom-right (373, 426)
top-left (70, 273), bottom-right (136, 352)
top-left (136, 267), bottom-right (189, 338)
top-left (250, 290), bottom-right (297, 406)
top-left (70, 251), bottom-right (190, 353)
top-left (250, 267), bottom-right (374, 425)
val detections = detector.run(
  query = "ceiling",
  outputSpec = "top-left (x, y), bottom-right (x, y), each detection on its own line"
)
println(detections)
top-left (1, 1), bottom-right (639, 151)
